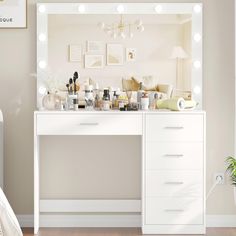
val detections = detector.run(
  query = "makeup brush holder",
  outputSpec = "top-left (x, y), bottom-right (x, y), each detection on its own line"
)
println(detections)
top-left (67, 93), bottom-right (78, 110)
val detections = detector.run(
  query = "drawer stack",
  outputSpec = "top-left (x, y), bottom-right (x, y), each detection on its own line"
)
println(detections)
top-left (143, 113), bottom-right (205, 234)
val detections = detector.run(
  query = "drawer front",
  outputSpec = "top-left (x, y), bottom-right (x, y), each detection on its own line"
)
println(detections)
top-left (146, 142), bottom-right (203, 170)
top-left (146, 114), bottom-right (204, 142)
top-left (36, 114), bottom-right (142, 135)
top-left (145, 197), bottom-right (203, 225)
top-left (146, 170), bottom-right (203, 197)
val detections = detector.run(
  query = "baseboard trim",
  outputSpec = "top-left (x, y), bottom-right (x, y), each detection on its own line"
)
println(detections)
top-left (17, 214), bottom-right (236, 228)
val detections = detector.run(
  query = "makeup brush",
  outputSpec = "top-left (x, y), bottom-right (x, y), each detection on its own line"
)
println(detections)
top-left (69, 78), bottom-right (73, 94)
top-left (73, 72), bottom-right (79, 93)
top-left (66, 83), bottom-right (70, 93)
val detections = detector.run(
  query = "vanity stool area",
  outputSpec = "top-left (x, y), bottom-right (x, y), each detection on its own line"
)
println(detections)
top-left (34, 111), bottom-right (205, 234)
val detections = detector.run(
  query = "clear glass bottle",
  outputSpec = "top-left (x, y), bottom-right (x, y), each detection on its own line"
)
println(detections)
top-left (102, 89), bottom-right (110, 111)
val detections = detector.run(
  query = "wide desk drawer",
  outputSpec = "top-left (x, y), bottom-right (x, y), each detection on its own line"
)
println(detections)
top-left (146, 142), bottom-right (203, 170)
top-left (145, 197), bottom-right (203, 225)
top-left (36, 114), bottom-right (142, 135)
top-left (146, 170), bottom-right (203, 197)
top-left (146, 114), bottom-right (204, 142)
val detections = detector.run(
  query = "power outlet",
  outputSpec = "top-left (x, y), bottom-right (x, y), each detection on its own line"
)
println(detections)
top-left (213, 172), bottom-right (225, 185)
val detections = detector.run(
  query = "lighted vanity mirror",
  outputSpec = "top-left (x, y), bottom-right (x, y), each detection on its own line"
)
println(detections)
top-left (37, 3), bottom-right (202, 109)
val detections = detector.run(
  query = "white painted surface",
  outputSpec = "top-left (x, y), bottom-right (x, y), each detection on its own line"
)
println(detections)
top-left (40, 200), bottom-right (141, 213)
top-left (0, 110), bottom-right (3, 189)
top-left (34, 110), bottom-right (205, 234)
top-left (143, 112), bottom-right (205, 234)
top-left (17, 214), bottom-right (236, 228)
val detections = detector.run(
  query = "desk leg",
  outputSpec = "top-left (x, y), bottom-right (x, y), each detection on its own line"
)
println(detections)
top-left (34, 133), bottom-right (39, 234)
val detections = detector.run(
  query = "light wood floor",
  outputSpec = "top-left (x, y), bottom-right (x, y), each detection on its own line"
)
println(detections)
top-left (22, 228), bottom-right (236, 236)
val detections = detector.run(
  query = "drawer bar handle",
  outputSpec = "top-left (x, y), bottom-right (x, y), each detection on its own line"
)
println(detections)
top-left (164, 181), bottom-right (184, 185)
top-left (79, 123), bottom-right (99, 126)
top-left (164, 126), bottom-right (184, 129)
top-left (164, 154), bottom-right (184, 158)
top-left (164, 209), bottom-right (184, 212)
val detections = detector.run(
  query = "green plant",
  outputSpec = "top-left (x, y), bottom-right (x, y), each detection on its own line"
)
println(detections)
top-left (226, 156), bottom-right (236, 186)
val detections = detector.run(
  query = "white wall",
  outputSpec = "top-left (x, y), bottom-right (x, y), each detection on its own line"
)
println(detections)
top-left (0, 0), bottom-right (234, 217)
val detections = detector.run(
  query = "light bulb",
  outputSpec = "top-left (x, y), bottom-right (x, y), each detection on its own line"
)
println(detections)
top-left (194, 33), bottom-right (201, 42)
top-left (98, 22), bottom-right (105, 29)
top-left (193, 60), bottom-right (201, 69)
top-left (194, 4), bottom-right (202, 13)
top-left (155, 5), bottom-right (163, 13)
top-left (38, 86), bottom-right (47, 95)
top-left (38, 5), bottom-right (46, 13)
top-left (38, 60), bottom-right (47, 69)
top-left (193, 86), bottom-right (201, 94)
top-left (117, 5), bottom-right (125, 13)
top-left (78, 5), bottom-right (85, 13)
top-left (38, 34), bottom-right (46, 42)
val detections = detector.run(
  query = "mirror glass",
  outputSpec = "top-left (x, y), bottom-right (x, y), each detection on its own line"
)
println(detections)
top-left (47, 14), bottom-right (192, 96)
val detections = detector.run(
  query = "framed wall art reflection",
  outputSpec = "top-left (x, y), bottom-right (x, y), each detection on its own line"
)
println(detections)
top-left (0, 0), bottom-right (27, 28)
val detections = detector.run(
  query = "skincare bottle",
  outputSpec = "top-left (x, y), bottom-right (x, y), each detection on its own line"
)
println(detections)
top-left (85, 85), bottom-right (94, 110)
top-left (73, 98), bottom-right (79, 111)
top-left (150, 93), bottom-right (158, 110)
top-left (102, 89), bottom-right (110, 111)
top-left (137, 82), bottom-right (144, 104)
top-left (141, 92), bottom-right (149, 110)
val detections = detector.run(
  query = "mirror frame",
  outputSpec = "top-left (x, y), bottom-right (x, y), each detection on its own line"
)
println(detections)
top-left (37, 3), bottom-right (203, 109)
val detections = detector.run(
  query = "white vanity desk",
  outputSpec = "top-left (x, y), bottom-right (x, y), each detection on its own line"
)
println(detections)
top-left (34, 110), bottom-right (205, 235)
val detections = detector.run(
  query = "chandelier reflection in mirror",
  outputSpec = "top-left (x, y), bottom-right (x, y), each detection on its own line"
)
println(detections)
top-left (98, 15), bottom-right (144, 39)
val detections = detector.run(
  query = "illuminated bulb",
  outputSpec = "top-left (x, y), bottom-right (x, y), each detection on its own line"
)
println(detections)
top-left (38, 86), bottom-right (47, 95)
top-left (155, 5), bottom-right (163, 13)
top-left (38, 33), bottom-right (46, 42)
top-left (193, 86), bottom-right (201, 94)
top-left (38, 5), bottom-right (46, 13)
top-left (117, 5), bottom-right (125, 13)
top-left (38, 60), bottom-right (47, 69)
top-left (193, 60), bottom-right (201, 69)
top-left (194, 4), bottom-right (202, 13)
top-left (78, 5), bottom-right (86, 13)
top-left (98, 22), bottom-right (105, 29)
top-left (194, 33), bottom-right (201, 42)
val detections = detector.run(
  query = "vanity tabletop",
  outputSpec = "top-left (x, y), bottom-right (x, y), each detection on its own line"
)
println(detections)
top-left (35, 110), bottom-right (205, 115)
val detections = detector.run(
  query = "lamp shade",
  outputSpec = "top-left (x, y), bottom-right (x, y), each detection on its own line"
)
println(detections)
top-left (170, 46), bottom-right (188, 59)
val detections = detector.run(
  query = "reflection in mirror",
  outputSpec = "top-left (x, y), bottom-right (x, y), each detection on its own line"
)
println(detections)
top-left (47, 14), bottom-right (192, 99)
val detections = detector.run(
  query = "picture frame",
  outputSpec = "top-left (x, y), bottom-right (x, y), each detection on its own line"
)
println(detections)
top-left (0, 0), bottom-right (27, 28)
top-left (69, 44), bottom-right (82, 62)
top-left (107, 44), bottom-right (124, 66)
top-left (126, 48), bottom-right (137, 62)
top-left (87, 41), bottom-right (103, 53)
top-left (85, 55), bottom-right (104, 69)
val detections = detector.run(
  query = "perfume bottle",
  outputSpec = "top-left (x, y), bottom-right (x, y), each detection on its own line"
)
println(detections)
top-left (85, 85), bottom-right (94, 110)
top-left (141, 92), bottom-right (149, 110)
top-left (137, 82), bottom-right (144, 104)
top-left (102, 89), bottom-right (110, 111)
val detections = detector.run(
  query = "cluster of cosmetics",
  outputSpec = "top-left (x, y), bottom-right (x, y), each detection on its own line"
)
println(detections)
top-left (42, 71), bottom-right (162, 111)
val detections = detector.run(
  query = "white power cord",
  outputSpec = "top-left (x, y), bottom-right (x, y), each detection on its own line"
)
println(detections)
top-left (206, 175), bottom-right (223, 200)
